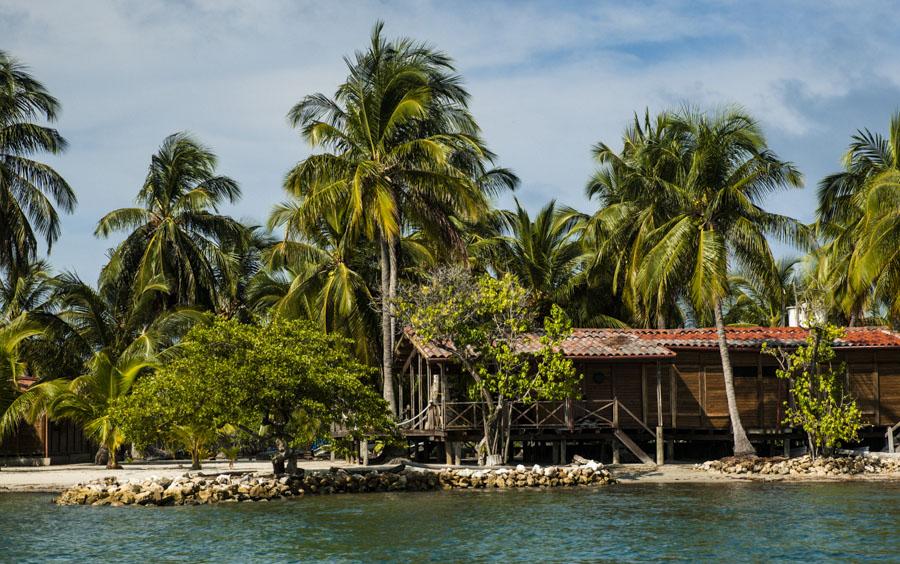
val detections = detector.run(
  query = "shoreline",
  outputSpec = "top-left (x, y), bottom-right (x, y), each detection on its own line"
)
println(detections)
top-left (3, 460), bottom-right (899, 493)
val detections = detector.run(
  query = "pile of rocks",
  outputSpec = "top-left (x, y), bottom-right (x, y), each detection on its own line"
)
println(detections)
top-left (697, 454), bottom-right (900, 478)
top-left (55, 468), bottom-right (439, 506)
top-left (55, 460), bottom-right (615, 506)
top-left (437, 461), bottom-right (614, 489)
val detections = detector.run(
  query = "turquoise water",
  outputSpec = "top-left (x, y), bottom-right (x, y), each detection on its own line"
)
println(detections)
top-left (2, 483), bottom-right (899, 562)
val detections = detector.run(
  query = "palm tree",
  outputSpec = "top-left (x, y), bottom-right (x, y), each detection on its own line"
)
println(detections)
top-left (257, 204), bottom-right (381, 362)
top-left (216, 225), bottom-right (276, 322)
top-left (583, 111), bottom-right (688, 328)
top-left (724, 256), bottom-right (800, 326)
top-left (636, 108), bottom-right (807, 456)
top-left (283, 23), bottom-right (514, 414)
top-left (475, 199), bottom-right (582, 317)
top-left (95, 132), bottom-right (246, 310)
top-left (0, 259), bottom-right (85, 382)
top-left (818, 112), bottom-right (900, 323)
top-left (0, 315), bottom-right (44, 421)
top-left (0, 51), bottom-right (76, 273)
top-left (0, 259), bottom-right (56, 322)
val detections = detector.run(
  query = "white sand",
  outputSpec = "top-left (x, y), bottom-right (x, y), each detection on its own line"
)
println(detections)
top-left (0, 459), bottom-right (348, 492)
top-left (609, 463), bottom-right (742, 483)
top-left (3, 460), bottom-right (895, 492)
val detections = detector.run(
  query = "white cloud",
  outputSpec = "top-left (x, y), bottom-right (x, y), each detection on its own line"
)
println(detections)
top-left (1, 0), bottom-right (899, 276)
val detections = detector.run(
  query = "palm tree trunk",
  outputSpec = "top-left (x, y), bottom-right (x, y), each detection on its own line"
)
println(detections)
top-left (849, 305), bottom-right (860, 327)
top-left (380, 235), bottom-right (396, 416)
top-left (389, 239), bottom-right (398, 355)
top-left (106, 446), bottom-right (121, 469)
top-left (713, 298), bottom-right (756, 457)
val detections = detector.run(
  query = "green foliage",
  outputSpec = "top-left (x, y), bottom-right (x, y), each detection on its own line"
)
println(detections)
top-left (95, 132), bottom-right (248, 311)
top-left (471, 200), bottom-right (587, 319)
top-left (763, 325), bottom-right (863, 458)
top-left (115, 318), bottom-right (390, 472)
top-left (397, 267), bottom-right (579, 462)
top-left (280, 22), bottom-right (517, 413)
top-left (0, 274), bottom-right (202, 467)
top-left (0, 51), bottom-right (76, 273)
top-left (113, 359), bottom-right (225, 470)
top-left (816, 111), bottom-right (900, 323)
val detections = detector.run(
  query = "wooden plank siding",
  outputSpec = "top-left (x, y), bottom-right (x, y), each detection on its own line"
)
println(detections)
top-left (578, 348), bottom-right (900, 433)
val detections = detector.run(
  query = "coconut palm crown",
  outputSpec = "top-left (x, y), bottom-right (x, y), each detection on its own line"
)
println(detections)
top-left (282, 22), bottom-right (515, 414)
top-left (0, 51), bottom-right (76, 273)
top-left (635, 107), bottom-right (808, 456)
top-left (95, 132), bottom-right (246, 310)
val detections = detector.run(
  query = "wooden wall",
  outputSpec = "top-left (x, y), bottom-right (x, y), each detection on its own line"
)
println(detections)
top-left (0, 418), bottom-right (93, 459)
top-left (579, 348), bottom-right (900, 431)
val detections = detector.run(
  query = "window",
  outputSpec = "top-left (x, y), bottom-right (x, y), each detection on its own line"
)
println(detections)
top-left (592, 371), bottom-right (606, 385)
top-left (733, 366), bottom-right (758, 378)
top-left (762, 366), bottom-right (778, 378)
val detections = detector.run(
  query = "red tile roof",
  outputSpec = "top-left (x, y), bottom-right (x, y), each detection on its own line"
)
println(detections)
top-left (404, 326), bottom-right (900, 360)
top-left (629, 326), bottom-right (900, 349)
top-left (406, 328), bottom-right (675, 360)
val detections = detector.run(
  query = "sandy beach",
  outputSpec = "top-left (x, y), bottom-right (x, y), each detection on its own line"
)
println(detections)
top-left (0, 460), bottom-right (349, 493)
top-left (5, 459), bottom-right (898, 493)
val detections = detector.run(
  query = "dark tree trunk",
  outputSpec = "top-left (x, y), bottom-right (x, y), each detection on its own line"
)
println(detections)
top-left (95, 446), bottom-right (109, 466)
top-left (272, 455), bottom-right (285, 475)
top-left (389, 238), bottom-right (399, 353)
top-left (272, 435), bottom-right (288, 475)
top-left (286, 448), bottom-right (298, 474)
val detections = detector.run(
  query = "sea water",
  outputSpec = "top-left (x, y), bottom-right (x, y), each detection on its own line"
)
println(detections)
top-left (2, 482), bottom-right (898, 562)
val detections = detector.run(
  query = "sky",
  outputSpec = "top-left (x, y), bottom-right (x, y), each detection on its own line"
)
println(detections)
top-left (3, 0), bottom-right (900, 280)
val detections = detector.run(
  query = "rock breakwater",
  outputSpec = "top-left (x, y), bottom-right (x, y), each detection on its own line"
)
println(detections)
top-left (437, 462), bottom-right (614, 489)
top-left (54, 461), bottom-right (615, 506)
top-left (697, 454), bottom-right (900, 478)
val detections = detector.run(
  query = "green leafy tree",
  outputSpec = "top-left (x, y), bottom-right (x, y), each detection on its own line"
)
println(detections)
top-left (258, 205), bottom-right (382, 362)
top-left (583, 110), bottom-right (688, 328)
top-left (113, 360), bottom-right (225, 470)
top-left (396, 267), bottom-right (580, 464)
top-left (0, 261), bottom-right (84, 381)
top-left (117, 318), bottom-right (391, 474)
top-left (0, 51), bottom-right (76, 273)
top-left (95, 132), bottom-right (247, 310)
top-left (763, 325), bottom-right (863, 459)
top-left (0, 315), bottom-right (44, 421)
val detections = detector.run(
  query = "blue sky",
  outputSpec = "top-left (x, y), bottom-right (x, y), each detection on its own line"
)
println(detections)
top-left (2, 0), bottom-right (899, 279)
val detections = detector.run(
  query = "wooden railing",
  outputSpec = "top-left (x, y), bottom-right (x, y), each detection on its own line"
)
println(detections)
top-left (888, 421), bottom-right (900, 453)
top-left (438, 398), bottom-right (651, 433)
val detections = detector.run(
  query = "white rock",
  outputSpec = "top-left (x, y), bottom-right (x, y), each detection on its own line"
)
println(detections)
top-left (515, 464), bottom-right (526, 472)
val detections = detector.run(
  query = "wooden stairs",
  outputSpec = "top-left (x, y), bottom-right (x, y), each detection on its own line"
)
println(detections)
top-left (613, 429), bottom-right (655, 465)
